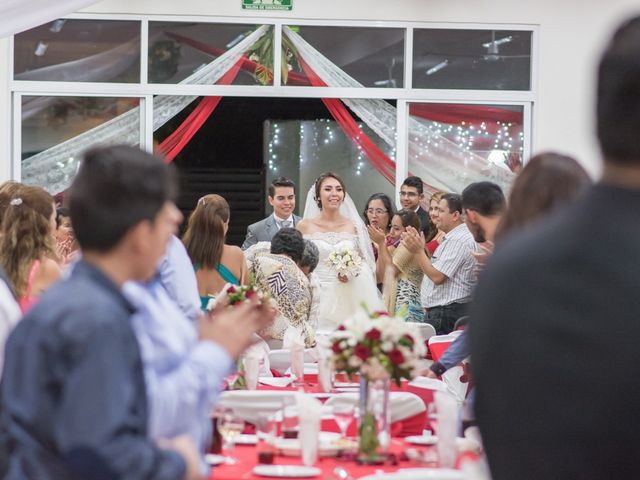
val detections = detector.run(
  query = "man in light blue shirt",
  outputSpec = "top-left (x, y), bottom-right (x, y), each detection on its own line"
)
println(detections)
top-left (157, 235), bottom-right (201, 324)
top-left (123, 279), bottom-right (232, 453)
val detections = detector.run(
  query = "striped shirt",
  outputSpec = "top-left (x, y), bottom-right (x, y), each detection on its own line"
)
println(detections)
top-left (421, 223), bottom-right (477, 308)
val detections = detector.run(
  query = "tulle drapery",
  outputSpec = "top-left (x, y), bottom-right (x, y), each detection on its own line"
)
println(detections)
top-left (21, 26), bottom-right (269, 194)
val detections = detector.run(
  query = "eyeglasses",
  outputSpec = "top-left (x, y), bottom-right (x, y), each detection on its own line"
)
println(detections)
top-left (399, 191), bottom-right (418, 198)
top-left (367, 208), bottom-right (388, 215)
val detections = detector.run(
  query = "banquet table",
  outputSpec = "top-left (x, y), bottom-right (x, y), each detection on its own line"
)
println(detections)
top-left (209, 374), bottom-right (466, 479)
top-left (209, 437), bottom-right (443, 479)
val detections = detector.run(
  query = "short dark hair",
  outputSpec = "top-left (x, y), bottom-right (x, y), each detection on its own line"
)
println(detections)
top-left (597, 16), bottom-right (640, 164)
top-left (441, 193), bottom-right (463, 215)
top-left (300, 240), bottom-right (319, 274)
top-left (268, 177), bottom-right (296, 198)
top-left (56, 207), bottom-right (70, 228)
top-left (68, 145), bottom-right (177, 252)
top-left (270, 228), bottom-right (305, 264)
top-left (401, 176), bottom-right (424, 195)
top-left (461, 182), bottom-right (506, 217)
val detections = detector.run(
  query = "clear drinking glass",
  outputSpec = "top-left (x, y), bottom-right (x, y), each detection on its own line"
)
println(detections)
top-left (332, 403), bottom-right (355, 441)
top-left (216, 408), bottom-right (245, 464)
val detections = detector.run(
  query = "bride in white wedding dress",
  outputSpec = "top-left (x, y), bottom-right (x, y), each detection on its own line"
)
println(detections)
top-left (297, 172), bottom-right (382, 332)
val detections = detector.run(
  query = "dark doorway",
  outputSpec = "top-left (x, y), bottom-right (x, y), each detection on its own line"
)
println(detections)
top-left (155, 96), bottom-right (330, 246)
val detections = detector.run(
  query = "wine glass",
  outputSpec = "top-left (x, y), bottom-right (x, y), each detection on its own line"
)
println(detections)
top-left (216, 408), bottom-right (245, 464)
top-left (332, 403), bottom-right (354, 443)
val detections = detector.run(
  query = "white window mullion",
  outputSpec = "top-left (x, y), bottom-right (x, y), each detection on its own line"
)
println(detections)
top-left (395, 99), bottom-right (408, 208)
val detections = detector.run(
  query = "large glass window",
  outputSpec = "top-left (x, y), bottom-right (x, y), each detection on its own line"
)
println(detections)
top-left (21, 96), bottom-right (140, 193)
top-left (407, 102), bottom-right (523, 194)
top-left (413, 29), bottom-right (532, 90)
top-left (148, 22), bottom-right (274, 85)
top-left (14, 20), bottom-right (140, 83)
top-left (283, 26), bottom-right (405, 87)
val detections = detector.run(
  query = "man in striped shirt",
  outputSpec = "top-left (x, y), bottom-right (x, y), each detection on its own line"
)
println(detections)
top-left (403, 193), bottom-right (476, 334)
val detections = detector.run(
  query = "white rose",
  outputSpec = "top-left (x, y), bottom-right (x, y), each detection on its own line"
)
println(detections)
top-left (381, 341), bottom-right (393, 352)
top-left (348, 356), bottom-right (362, 368)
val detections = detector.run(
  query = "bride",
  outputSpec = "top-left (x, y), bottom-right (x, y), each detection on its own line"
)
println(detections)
top-left (297, 172), bottom-right (382, 331)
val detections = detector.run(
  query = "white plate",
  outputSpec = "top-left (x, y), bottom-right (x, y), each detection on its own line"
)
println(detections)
top-left (253, 465), bottom-right (322, 478)
top-left (359, 468), bottom-right (463, 480)
top-left (234, 434), bottom-right (258, 445)
top-left (204, 454), bottom-right (226, 466)
top-left (275, 432), bottom-right (355, 458)
top-left (259, 377), bottom-right (295, 388)
top-left (405, 435), bottom-right (438, 445)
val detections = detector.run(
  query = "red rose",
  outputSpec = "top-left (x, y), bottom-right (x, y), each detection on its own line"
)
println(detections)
top-left (332, 341), bottom-right (343, 354)
top-left (245, 290), bottom-right (256, 299)
top-left (365, 328), bottom-right (382, 341)
top-left (354, 344), bottom-right (371, 360)
top-left (227, 286), bottom-right (236, 294)
top-left (373, 310), bottom-right (390, 317)
top-left (337, 325), bottom-right (346, 331)
top-left (388, 348), bottom-right (405, 365)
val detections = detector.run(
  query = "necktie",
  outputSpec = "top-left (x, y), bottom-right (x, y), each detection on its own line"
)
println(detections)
top-left (281, 220), bottom-right (292, 228)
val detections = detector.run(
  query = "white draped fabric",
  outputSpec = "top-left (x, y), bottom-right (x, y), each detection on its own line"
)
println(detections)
top-left (22, 26), bottom-right (269, 193)
top-left (0, 0), bottom-right (99, 39)
top-left (283, 26), bottom-right (515, 194)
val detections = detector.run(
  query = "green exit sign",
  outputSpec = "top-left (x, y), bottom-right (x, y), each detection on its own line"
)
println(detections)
top-left (242, 0), bottom-right (292, 11)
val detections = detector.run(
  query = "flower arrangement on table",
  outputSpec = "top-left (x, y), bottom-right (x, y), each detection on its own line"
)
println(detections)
top-left (329, 307), bottom-right (426, 462)
top-left (326, 247), bottom-right (363, 280)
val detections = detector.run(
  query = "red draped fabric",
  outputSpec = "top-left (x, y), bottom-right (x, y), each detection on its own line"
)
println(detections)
top-left (297, 56), bottom-right (396, 184)
top-left (157, 59), bottom-right (243, 162)
top-left (409, 103), bottom-right (522, 132)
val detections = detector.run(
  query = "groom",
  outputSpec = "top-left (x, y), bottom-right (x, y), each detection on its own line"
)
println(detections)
top-left (242, 177), bottom-right (301, 250)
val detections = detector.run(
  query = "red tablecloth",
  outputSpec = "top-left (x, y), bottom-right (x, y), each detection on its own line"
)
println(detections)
top-left (210, 439), bottom-right (429, 479)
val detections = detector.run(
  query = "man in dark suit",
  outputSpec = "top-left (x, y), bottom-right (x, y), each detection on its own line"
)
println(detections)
top-left (242, 177), bottom-right (301, 250)
top-left (400, 176), bottom-right (431, 238)
top-left (470, 16), bottom-right (640, 479)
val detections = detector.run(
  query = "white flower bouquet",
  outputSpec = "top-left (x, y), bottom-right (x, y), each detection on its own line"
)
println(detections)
top-left (326, 247), bottom-right (363, 279)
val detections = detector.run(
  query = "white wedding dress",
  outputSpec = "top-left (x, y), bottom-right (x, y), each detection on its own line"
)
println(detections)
top-left (306, 231), bottom-right (382, 331)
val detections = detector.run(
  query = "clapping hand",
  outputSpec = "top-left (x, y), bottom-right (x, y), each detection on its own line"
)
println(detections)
top-left (402, 226), bottom-right (426, 254)
top-left (367, 224), bottom-right (386, 246)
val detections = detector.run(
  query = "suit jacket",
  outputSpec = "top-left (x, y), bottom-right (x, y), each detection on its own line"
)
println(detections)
top-left (241, 214), bottom-right (302, 250)
top-left (470, 184), bottom-right (640, 480)
top-left (416, 206), bottom-right (431, 237)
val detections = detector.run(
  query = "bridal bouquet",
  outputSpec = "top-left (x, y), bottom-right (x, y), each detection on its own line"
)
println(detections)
top-left (327, 247), bottom-right (363, 279)
top-left (329, 307), bottom-right (426, 386)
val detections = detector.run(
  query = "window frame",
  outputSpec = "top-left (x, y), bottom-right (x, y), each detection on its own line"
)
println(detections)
top-left (9, 13), bottom-right (538, 195)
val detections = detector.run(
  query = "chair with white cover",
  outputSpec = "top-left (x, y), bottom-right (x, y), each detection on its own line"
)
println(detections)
top-left (427, 331), bottom-right (469, 403)
top-left (217, 390), bottom-right (298, 425)
top-left (267, 349), bottom-right (317, 373)
top-left (406, 322), bottom-right (436, 343)
top-left (325, 391), bottom-right (425, 424)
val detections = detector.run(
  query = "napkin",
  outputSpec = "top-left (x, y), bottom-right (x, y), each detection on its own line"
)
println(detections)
top-left (315, 343), bottom-right (333, 393)
top-left (283, 326), bottom-right (305, 382)
top-left (435, 391), bottom-right (459, 468)
top-left (243, 345), bottom-right (263, 390)
top-left (296, 392), bottom-right (322, 466)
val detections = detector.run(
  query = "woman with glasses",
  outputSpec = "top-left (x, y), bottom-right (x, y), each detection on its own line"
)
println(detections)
top-left (362, 194), bottom-right (396, 280)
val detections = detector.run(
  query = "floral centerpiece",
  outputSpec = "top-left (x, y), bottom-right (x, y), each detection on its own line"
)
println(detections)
top-left (326, 247), bottom-right (363, 280)
top-left (329, 307), bottom-right (425, 463)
